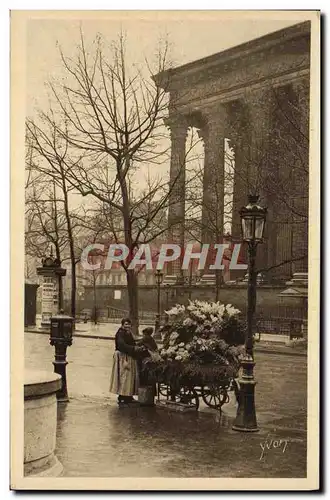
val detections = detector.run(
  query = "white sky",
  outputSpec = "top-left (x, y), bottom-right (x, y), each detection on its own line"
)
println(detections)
top-left (25, 12), bottom-right (308, 214)
top-left (26, 13), bottom-right (303, 115)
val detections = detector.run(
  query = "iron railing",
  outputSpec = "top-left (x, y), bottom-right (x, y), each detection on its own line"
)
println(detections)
top-left (76, 307), bottom-right (306, 337)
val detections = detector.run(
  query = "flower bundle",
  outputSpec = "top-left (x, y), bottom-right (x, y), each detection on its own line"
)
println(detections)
top-left (141, 300), bottom-right (246, 386)
top-left (159, 300), bottom-right (246, 368)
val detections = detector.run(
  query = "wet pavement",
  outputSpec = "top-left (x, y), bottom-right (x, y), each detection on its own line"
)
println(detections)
top-left (24, 332), bottom-right (307, 477)
top-left (26, 321), bottom-right (290, 344)
top-left (55, 400), bottom-right (306, 478)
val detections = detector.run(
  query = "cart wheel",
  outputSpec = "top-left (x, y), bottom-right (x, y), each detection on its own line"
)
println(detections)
top-left (201, 385), bottom-right (229, 409)
top-left (158, 383), bottom-right (169, 398)
top-left (177, 386), bottom-right (199, 410)
top-left (157, 383), bottom-right (172, 402)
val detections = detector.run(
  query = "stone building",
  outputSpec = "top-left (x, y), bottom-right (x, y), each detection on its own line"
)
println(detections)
top-left (153, 21), bottom-right (310, 282)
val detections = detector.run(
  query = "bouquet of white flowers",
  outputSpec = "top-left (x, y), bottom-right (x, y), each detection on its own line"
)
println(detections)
top-left (161, 300), bottom-right (246, 365)
top-left (140, 300), bottom-right (246, 386)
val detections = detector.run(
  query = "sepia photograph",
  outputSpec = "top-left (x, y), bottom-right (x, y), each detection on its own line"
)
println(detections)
top-left (10, 9), bottom-right (320, 490)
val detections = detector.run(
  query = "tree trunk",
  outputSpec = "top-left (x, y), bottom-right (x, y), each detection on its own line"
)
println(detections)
top-left (215, 269), bottom-right (221, 302)
top-left (93, 273), bottom-right (98, 325)
top-left (60, 166), bottom-right (76, 321)
top-left (52, 190), bottom-right (64, 312)
top-left (188, 262), bottom-right (193, 301)
top-left (58, 275), bottom-right (63, 311)
top-left (120, 159), bottom-right (140, 335)
top-left (54, 244), bottom-right (63, 312)
top-left (71, 263), bottom-right (76, 319)
top-left (126, 269), bottom-right (139, 335)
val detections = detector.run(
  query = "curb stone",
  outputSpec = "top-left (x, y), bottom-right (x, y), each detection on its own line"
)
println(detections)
top-left (25, 329), bottom-right (307, 357)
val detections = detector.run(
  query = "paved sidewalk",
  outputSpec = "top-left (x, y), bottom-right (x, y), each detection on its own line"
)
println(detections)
top-left (26, 322), bottom-right (150, 340)
top-left (26, 321), bottom-right (288, 341)
top-left (25, 322), bottom-right (306, 356)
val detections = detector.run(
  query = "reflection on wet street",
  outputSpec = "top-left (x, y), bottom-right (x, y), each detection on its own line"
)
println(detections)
top-left (56, 398), bottom-right (306, 478)
top-left (25, 332), bottom-right (307, 477)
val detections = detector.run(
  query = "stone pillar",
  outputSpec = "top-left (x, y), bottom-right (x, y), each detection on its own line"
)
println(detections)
top-left (165, 116), bottom-right (188, 278)
top-left (245, 88), bottom-right (275, 277)
top-left (231, 137), bottom-right (249, 240)
top-left (199, 106), bottom-right (227, 271)
top-left (291, 77), bottom-right (309, 274)
top-left (24, 370), bottom-right (63, 477)
top-left (230, 136), bottom-right (249, 281)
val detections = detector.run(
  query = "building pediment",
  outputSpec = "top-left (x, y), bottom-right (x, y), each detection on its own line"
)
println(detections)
top-left (155, 22), bottom-right (310, 113)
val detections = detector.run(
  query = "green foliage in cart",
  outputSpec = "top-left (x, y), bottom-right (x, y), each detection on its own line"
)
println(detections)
top-left (141, 358), bottom-right (238, 387)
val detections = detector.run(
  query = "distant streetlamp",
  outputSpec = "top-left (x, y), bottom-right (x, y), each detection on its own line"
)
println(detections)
top-left (233, 194), bottom-right (267, 433)
top-left (154, 269), bottom-right (163, 337)
top-left (164, 284), bottom-right (170, 324)
top-left (165, 284), bottom-right (170, 309)
top-left (188, 261), bottom-right (193, 301)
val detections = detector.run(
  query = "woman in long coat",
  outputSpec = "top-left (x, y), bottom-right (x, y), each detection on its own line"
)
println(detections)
top-left (109, 318), bottom-right (144, 405)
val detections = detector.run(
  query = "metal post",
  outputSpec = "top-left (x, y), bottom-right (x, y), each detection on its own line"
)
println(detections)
top-left (232, 241), bottom-right (259, 432)
top-left (188, 262), bottom-right (193, 301)
top-left (52, 342), bottom-right (69, 402)
top-left (155, 279), bottom-right (161, 336)
top-left (50, 313), bottom-right (73, 403)
top-left (246, 243), bottom-right (257, 356)
top-left (157, 279), bottom-right (161, 321)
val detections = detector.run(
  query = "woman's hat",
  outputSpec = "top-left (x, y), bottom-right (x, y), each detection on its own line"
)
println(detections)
top-left (142, 327), bottom-right (154, 335)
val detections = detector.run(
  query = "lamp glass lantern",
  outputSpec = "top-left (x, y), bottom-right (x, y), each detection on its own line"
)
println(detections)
top-left (240, 195), bottom-right (267, 243)
top-left (155, 269), bottom-right (163, 286)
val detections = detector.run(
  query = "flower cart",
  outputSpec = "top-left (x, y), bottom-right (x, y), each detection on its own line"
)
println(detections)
top-left (143, 358), bottom-right (239, 411)
top-left (141, 300), bottom-right (246, 411)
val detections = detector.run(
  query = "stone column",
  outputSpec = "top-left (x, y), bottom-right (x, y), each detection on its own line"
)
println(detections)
top-left (231, 136), bottom-right (249, 240)
top-left (245, 88), bottom-right (275, 277)
top-left (199, 106), bottom-right (227, 271)
top-left (200, 108), bottom-right (226, 275)
top-left (291, 77), bottom-right (309, 274)
top-left (230, 135), bottom-right (249, 281)
top-left (165, 116), bottom-right (188, 278)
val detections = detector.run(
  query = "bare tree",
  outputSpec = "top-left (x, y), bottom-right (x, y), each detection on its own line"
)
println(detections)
top-left (26, 116), bottom-right (94, 319)
top-left (25, 174), bottom-right (70, 307)
top-left (28, 31), bottom-right (186, 332)
top-left (75, 217), bottom-right (111, 324)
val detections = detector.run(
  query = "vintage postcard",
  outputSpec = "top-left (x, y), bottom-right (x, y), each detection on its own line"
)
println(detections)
top-left (11, 10), bottom-right (320, 490)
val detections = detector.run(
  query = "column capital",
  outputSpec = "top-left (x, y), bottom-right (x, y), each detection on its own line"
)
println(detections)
top-left (164, 115), bottom-right (189, 140)
top-left (198, 104), bottom-right (227, 141)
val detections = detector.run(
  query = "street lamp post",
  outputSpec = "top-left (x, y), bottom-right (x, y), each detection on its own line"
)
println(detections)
top-left (232, 194), bottom-right (267, 432)
top-left (164, 284), bottom-right (170, 324)
top-left (154, 269), bottom-right (163, 338)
